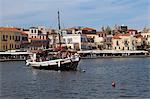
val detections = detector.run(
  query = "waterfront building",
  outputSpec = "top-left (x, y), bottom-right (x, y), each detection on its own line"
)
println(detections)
top-left (112, 34), bottom-right (136, 50)
top-left (112, 25), bottom-right (128, 35)
top-left (29, 38), bottom-right (48, 51)
top-left (95, 31), bottom-right (107, 50)
top-left (62, 27), bottom-right (96, 35)
top-left (20, 32), bottom-right (29, 50)
top-left (62, 34), bottom-right (89, 50)
top-left (135, 35), bottom-right (146, 50)
top-left (94, 31), bottom-right (113, 50)
top-left (22, 26), bottom-right (50, 42)
top-left (105, 35), bottom-right (113, 50)
top-left (21, 26), bottom-right (61, 49)
top-left (28, 27), bottom-right (39, 39)
top-left (48, 30), bottom-right (60, 48)
top-left (62, 27), bottom-right (97, 49)
top-left (0, 27), bottom-right (26, 51)
top-left (128, 29), bottom-right (138, 36)
top-left (62, 27), bottom-right (82, 35)
top-left (112, 25), bottom-right (139, 36)
top-left (141, 28), bottom-right (150, 48)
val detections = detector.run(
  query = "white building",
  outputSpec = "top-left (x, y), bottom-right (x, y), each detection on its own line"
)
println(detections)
top-left (62, 34), bottom-right (89, 50)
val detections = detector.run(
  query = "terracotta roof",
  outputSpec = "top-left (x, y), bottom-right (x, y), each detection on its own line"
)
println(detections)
top-left (0, 27), bottom-right (29, 36)
top-left (82, 27), bottom-right (96, 31)
top-left (136, 35), bottom-right (143, 38)
top-left (0, 27), bottom-right (21, 32)
top-left (21, 31), bottom-right (28, 35)
top-left (137, 36), bottom-right (143, 39)
top-left (118, 33), bottom-right (130, 36)
top-left (128, 29), bottom-right (137, 31)
top-left (113, 36), bottom-right (121, 39)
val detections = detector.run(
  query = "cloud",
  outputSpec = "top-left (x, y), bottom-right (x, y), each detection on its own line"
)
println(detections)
top-left (0, 0), bottom-right (149, 29)
top-left (129, 15), bottom-right (149, 22)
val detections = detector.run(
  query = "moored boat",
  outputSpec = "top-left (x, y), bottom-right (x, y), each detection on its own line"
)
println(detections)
top-left (26, 52), bottom-right (80, 71)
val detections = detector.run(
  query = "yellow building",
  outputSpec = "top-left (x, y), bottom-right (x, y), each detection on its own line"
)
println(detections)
top-left (112, 34), bottom-right (136, 50)
top-left (0, 27), bottom-right (22, 51)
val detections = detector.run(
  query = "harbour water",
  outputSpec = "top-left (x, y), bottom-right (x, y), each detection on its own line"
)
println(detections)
top-left (0, 58), bottom-right (150, 99)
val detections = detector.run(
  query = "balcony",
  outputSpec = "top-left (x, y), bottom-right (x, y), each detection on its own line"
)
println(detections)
top-left (15, 39), bottom-right (20, 41)
top-left (2, 39), bottom-right (7, 41)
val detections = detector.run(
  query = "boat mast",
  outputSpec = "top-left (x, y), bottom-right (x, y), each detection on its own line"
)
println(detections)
top-left (57, 11), bottom-right (61, 47)
top-left (46, 31), bottom-right (50, 49)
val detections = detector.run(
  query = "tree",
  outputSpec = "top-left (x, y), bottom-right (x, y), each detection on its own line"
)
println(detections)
top-left (105, 26), bottom-right (112, 35)
top-left (101, 26), bottom-right (105, 32)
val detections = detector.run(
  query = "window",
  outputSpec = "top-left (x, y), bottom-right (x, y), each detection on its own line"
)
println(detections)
top-left (34, 30), bottom-right (36, 33)
top-left (10, 44), bottom-right (11, 49)
top-left (2, 35), bottom-right (5, 40)
top-left (12, 36), bottom-right (14, 40)
top-left (12, 44), bottom-right (13, 49)
top-left (124, 40), bottom-right (128, 46)
top-left (3, 45), bottom-right (5, 50)
top-left (67, 38), bottom-right (72, 44)
top-left (18, 36), bottom-right (20, 41)
top-left (63, 39), bottom-right (66, 43)
top-left (133, 47), bottom-right (134, 50)
top-left (6, 45), bottom-right (7, 50)
top-left (31, 30), bottom-right (33, 33)
top-left (15, 36), bottom-right (17, 41)
top-left (18, 45), bottom-right (20, 48)
top-left (81, 37), bottom-right (87, 42)
top-left (116, 41), bottom-right (119, 46)
top-left (132, 41), bottom-right (135, 45)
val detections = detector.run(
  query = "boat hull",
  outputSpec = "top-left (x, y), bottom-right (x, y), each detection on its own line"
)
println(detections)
top-left (26, 57), bottom-right (80, 71)
top-left (31, 61), bottom-right (79, 71)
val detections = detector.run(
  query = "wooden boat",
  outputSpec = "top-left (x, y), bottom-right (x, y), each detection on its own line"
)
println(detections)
top-left (26, 12), bottom-right (80, 71)
top-left (26, 53), bottom-right (80, 71)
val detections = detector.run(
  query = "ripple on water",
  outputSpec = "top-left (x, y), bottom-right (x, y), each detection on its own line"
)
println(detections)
top-left (0, 58), bottom-right (150, 98)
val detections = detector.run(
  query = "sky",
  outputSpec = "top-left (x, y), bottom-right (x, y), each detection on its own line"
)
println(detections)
top-left (0, 0), bottom-right (150, 30)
